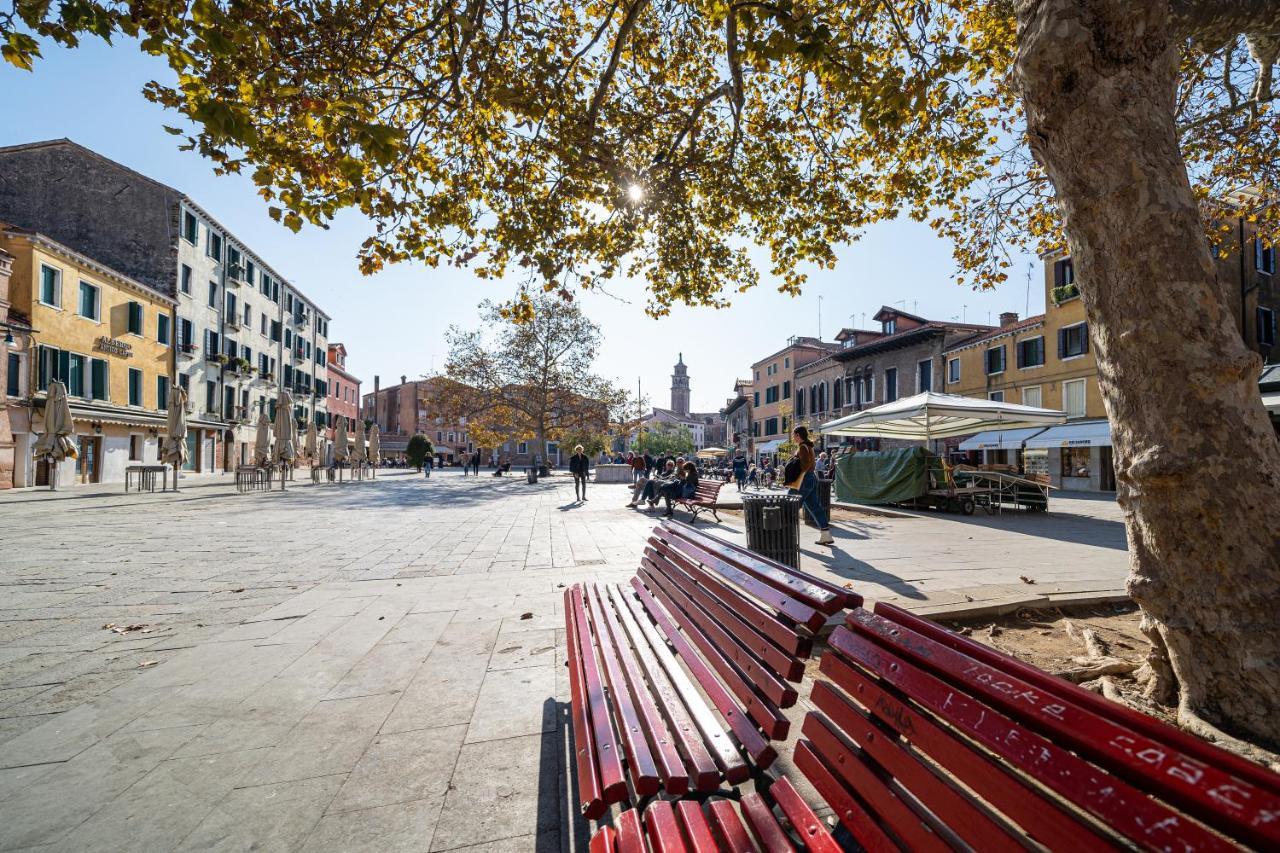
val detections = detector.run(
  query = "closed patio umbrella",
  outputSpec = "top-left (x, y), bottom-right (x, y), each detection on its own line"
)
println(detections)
top-left (274, 390), bottom-right (297, 464)
top-left (161, 384), bottom-right (188, 491)
top-left (274, 391), bottom-right (296, 490)
top-left (254, 411), bottom-right (273, 466)
top-left (351, 419), bottom-right (368, 471)
top-left (305, 420), bottom-right (318, 466)
top-left (34, 379), bottom-right (76, 491)
top-left (333, 417), bottom-right (349, 464)
top-left (368, 424), bottom-right (380, 477)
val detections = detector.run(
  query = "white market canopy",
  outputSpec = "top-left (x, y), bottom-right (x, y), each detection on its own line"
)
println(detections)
top-left (820, 392), bottom-right (1067, 441)
top-left (696, 447), bottom-right (729, 458)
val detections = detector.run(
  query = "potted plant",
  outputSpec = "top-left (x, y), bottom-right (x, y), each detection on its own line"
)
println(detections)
top-left (1052, 282), bottom-right (1080, 304)
top-left (213, 353), bottom-right (229, 366)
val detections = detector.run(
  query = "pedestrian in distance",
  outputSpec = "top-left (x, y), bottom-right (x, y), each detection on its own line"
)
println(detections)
top-left (784, 426), bottom-right (834, 546)
top-left (424, 455), bottom-right (433, 478)
top-left (569, 444), bottom-right (590, 501)
top-left (471, 451), bottom-right (481, 476)
top-left (732, 453), bottom-right (748, 491)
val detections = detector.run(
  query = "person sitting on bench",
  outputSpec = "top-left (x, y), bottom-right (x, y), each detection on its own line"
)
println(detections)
top-left (631, 459), bottom-right (676, 507)
top-left (656, 461), bottom-right (700, 518)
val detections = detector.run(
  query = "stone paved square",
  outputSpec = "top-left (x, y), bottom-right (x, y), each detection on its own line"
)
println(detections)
top-left (0, 470), bottom-right (1128, 851)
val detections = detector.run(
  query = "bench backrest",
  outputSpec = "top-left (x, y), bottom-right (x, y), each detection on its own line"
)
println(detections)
top-left (689, 481), bottom-right (723, 502)
top-left (634, 520), bottom-right (855, 745)
top-left (565, 521), bottom-right (857, 819)
top-left (797, 601), bottom-right (1280, 851)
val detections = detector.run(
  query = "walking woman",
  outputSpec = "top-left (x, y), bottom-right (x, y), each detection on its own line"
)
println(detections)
top-left (569, 444), bottom-right (590, 501)
top-left (784, 426), bottom-right (834, 545)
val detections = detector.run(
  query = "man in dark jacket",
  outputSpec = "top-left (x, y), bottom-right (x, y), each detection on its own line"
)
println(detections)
top-left (568, 445), bottom-right (591, 501)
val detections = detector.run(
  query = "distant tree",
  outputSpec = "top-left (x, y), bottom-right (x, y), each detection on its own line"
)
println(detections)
top-left (406, 434), bottom-right (433, 471)
top-left (440, 296), bottom-right (627, 455)
top-left (561, 431), bottom-right (609, 458)
top-left (636, 424), bottom-right (695, 459)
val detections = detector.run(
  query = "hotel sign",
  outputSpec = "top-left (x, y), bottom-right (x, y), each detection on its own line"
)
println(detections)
top-left (94, 336), bottom-right (133, 358)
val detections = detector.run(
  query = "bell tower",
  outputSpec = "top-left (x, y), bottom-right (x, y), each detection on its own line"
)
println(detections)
top-left (670, 353), bottom-right (690, 416)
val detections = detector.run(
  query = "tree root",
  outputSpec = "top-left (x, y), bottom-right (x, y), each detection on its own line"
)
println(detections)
top-left (1175, 701), bottom-right (1280, 773)
top-left (1136, 613), bottom-right (1175, 706)
top-left (1053, 658), bottom-right (1138, 683)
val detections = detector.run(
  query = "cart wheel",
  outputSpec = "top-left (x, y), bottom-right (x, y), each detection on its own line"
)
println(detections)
top-left (960, 498), bottom-right (975, 515)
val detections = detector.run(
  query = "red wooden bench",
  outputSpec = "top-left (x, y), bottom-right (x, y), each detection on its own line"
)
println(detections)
top-left (798, 601), bottom-right (1280, 852)
top-left (564, 521), bottom-right (856, 822)
top-left (672, 480), bottom-right (725, 524)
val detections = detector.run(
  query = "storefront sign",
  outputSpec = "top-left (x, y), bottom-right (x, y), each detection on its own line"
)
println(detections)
top-left (94, 336), bottom-right (133, 358)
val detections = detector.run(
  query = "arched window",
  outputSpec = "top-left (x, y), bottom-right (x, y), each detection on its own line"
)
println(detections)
top-left (796, 387), bottom-right (805, 417)
top-left (833, 378), bottom-right (843, 409)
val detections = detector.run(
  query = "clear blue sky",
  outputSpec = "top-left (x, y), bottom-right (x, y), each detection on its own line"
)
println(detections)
top-left (1, 38), bottom-right (1041, 413)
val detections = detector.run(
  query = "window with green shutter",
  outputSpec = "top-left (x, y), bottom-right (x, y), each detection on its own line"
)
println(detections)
top-left (157, 314), bottom-right (171, 345)
top-left (6, 353), bottom-right (19, 397)
top-left (78, 282), bottom-right (99, 320)
top-left (127, 301), bottom-right (143, 335)
top-left (129, 369), bottom-right (142, 406)
top-left (183, 211), bottom-right (198, 244)
top-left (68, 354), bottom-right (86, 397)
top-left (40, 265), bottom-right (61, 307)
top-left (157, 376), bottom-right (170, 410)
top-left (90, 359), bottom-right (108, 401)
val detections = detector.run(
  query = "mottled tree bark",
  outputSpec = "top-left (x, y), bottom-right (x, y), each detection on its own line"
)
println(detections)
top-left (1016, 0), bottom-right (1280, 748)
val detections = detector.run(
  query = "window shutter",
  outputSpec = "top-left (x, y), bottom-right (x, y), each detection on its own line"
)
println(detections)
top-left (1015, 341), bottom-right (1024, 369)
top-left (1080, 324), bottom-right (1090, 354)
top-left (1058, 329), bottom-right (1066, 359)
top-left (57, 350), bottom-right (70, 384)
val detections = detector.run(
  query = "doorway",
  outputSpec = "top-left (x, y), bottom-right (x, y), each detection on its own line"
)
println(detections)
top-left (78, 435), bottom-right (101, 484)
top-left (1099, 446), bottom-right (1116, 491)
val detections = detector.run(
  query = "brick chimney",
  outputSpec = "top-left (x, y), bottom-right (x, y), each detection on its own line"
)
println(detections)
top-left (999, 311), bottom-right (1020, 327)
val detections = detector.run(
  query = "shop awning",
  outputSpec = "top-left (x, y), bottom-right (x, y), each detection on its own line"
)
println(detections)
top-left (1024, 419), bottom-right (1112, 449)
top-left (957, 427), bottom-right (1049, 451)
top-left (1262, 391), bottom-right (1280, 414)
top-left (755, 439), bottom-right (783, 454)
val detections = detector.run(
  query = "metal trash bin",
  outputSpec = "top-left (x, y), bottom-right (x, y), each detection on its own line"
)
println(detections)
top-left (526, 468), bottom-right (537, 484)
top-left (741, 493), bottom-right (802, 568)
top-left (803, 478), bottom-right (833, 527)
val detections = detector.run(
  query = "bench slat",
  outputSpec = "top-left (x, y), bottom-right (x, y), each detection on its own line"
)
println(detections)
top-left (589, 825), bottom-right (617, 853)
top-left (657, 530), bottom-right (826, 633)
top-left (815, 653), bottom-right (1092, 849)
top-left (662, 522), bottom-right (855, 612)
top-left (588, 584), bottom-right (691, 796)
top-left (617, 808), bottom-right (647, 853)
top-left (585, 585), bottom-right (662, 798)
top-left (673, 801), bottom-right (719, 853)
top-left (793, 739), bottom-right (902, 853)
top-left (643, 801), bottom-right (686, 853)
top-left (740, 792), bottom-right (797, 853)
top-left (809, 680), bottom-right (1031, 853)
top-left (830, 625), bottom-right (1236, 852)
top-left (644, 549), bottom-right (801, 699)
top-left (650, 540), bottom-right (798, 681)
top-left (565, 586), bottom-right (607, 819)
top-left (852, 606), bottom-right (1280, 849)
top-left (874, 600), bottom-right (1280, 838)
top-left (569, 587), bottom-right (630, 810)
top-left (624, 579), bottom-right (774, 773)
top-left (705, 800), bottom-right (757, 853)
top-left (606, 584), bottom-right (722, 791)
top-left (768, 777), bottom-right (844, 853)
top-left (651, 535), bottom-right (813, 658)
top-left (639, 563), bottom-right (792, 736)
top-left (802, 712), bottom-right (951, 853)
top-left (612, 583), bottom-right (749, 784)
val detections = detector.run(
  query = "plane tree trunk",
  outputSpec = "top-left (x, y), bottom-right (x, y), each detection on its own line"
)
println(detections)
top-left (1016, 0), bottom-right (1280, 749)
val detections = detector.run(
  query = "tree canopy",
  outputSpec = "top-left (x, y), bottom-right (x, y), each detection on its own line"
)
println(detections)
top-left (4, 0), bottom-right (1275, 314)
top-left (439, 295), bottom-right (626, 451)
top-left (636, 423), bottom-right (695, 458)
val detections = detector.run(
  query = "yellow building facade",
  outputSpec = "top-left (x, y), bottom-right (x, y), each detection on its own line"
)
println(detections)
top-left (944, 258), bottom-right (1114, 491)
top-left (1, 228), bottom-right (177, 486)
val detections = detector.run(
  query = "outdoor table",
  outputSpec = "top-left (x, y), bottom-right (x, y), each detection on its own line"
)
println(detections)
top-left (125, 464), bottom-right (170, 493)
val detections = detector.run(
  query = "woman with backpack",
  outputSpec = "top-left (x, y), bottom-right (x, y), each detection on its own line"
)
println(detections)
top-left (784, 426), bottom-right (834, 546)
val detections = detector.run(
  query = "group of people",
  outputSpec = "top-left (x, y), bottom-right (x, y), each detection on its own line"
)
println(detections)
top-left (626, 457), bottom-right (701, 518)
top-left (727, 448), bottom-right (832, 492)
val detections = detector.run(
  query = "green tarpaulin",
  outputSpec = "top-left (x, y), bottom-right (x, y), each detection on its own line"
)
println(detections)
top-left (835, 447), bottom-right (932, 504)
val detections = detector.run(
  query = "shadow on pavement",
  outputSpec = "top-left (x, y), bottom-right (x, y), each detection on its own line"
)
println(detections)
top-left (545, 696), bottom-right (590, 853)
